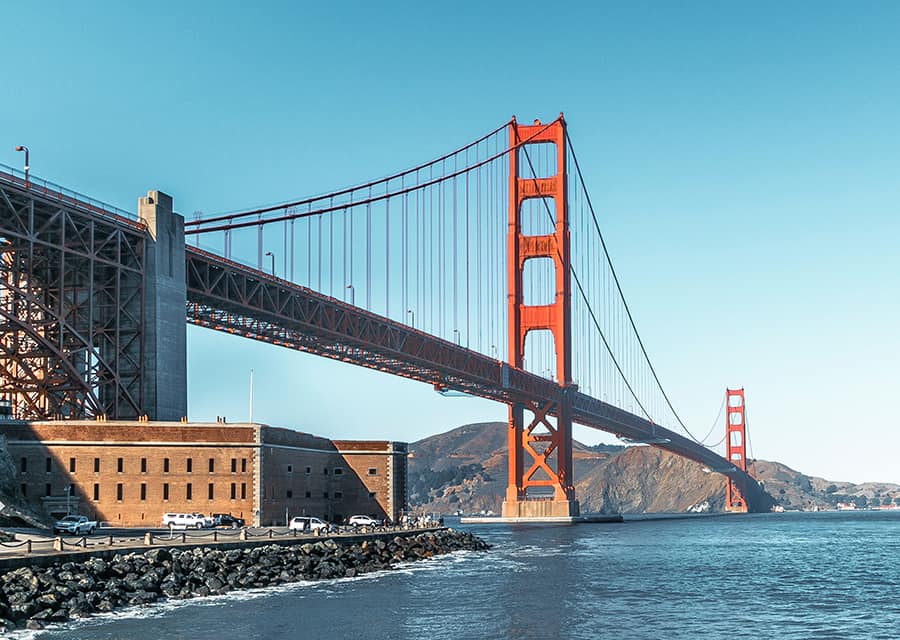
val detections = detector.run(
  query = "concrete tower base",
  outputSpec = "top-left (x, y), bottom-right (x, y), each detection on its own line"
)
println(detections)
top-left (501, 499), bottom-right (580, 519)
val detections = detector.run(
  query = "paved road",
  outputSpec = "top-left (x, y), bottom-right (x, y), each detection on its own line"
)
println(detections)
top-left (0, 525), bottom-right (429, 558)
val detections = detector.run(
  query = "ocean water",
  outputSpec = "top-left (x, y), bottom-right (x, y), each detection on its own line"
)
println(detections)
top-left (23, 511), bottom-right (900, 640)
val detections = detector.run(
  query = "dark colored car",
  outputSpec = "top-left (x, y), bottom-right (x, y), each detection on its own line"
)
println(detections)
top-left (211, 513), bottom-right (245, 528)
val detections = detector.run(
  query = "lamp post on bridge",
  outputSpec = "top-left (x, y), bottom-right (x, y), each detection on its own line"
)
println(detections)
top-left (14, 146), bottom-right (29, 188)
top-left (264, 251), bottom-right (275, 277)
top-left (345, 284), bottom-right (355, 306)
top-left (407, 309), bottom-right (415, 329)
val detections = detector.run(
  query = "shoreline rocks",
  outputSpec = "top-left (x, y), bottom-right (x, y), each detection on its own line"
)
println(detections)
top-left (0, 529), bottom-right (489, 632)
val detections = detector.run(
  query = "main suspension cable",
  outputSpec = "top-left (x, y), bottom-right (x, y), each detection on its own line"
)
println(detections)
top-left (565, 129), bottom-right (705, 443)
top-left (518, 141), bottom-right (652, 422)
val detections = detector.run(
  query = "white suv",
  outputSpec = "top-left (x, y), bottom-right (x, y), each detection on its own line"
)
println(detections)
top-left (347, 515), bottom-right (381, 527)
top-left (162, 513), bottom-right (207, 529)
top-left (289, 516), bottom-right (330, 532)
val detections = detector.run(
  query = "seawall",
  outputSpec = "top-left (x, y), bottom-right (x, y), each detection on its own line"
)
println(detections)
top-left (0, 528), bottom-right (490, 632)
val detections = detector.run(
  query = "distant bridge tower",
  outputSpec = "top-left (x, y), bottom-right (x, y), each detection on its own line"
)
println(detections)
top-left (725, 387), bottom-right (748, 513)
top-left (502, 116), bottom-right (579, 519)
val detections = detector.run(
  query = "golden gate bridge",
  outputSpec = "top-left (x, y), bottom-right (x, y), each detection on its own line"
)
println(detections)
top-left (0, 115), bottom-right (766, 516)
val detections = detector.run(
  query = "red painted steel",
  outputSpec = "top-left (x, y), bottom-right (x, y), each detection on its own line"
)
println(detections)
top-left (504, 116), bottom-right (576, 510)
top-left (725, 387), bottom-right (748, 512)
top-left (0, 174), bottom-right (146, 420)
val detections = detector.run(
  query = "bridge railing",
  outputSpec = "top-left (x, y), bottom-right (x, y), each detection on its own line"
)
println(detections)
top-left (0, 162), bottom-right (140, 227)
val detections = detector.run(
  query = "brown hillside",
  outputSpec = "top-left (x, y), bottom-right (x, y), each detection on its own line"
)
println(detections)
top-left (408, 422), bottom-right (900, 515)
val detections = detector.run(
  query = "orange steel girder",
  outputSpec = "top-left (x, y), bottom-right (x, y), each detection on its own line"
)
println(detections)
top-left (504, 116), bottom-right (576, 506)
top-left (725, 387), bottom-right (748, 513)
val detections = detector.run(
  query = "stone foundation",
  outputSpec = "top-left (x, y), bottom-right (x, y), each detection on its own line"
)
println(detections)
top-left (501, 499), bottom-right (580, 519)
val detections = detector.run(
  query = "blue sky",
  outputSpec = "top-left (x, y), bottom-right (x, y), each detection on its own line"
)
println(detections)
top-left (2, 1), bottom-right (899, 484)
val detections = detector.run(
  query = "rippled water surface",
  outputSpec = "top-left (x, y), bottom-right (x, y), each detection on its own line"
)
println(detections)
top-left (28, 511), bottom-right (900, 639)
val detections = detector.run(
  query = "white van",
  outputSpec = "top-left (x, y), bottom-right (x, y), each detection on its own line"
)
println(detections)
top-left (289, 516), bottom-right (330, 532)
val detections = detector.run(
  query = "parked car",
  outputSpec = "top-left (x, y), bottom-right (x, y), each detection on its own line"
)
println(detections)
top-left (53, 515), bottom-right (97, 535)
top-left (161, 513), bottom-right (208, 529)
top-left (347, 515), bottom-right (381, 527)
top-left (289, 516), bottom-right (330, 532)
top-left (212, 513), bottom-right (245, 528)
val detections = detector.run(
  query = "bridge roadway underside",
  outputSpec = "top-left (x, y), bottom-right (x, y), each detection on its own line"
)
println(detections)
top-left (186, 248), bottom-right (771, 513)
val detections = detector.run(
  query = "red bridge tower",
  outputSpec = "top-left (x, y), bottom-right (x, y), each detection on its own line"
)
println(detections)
top-left (725, 387), bottom-right (748, 513)
top-left (502, 116), bottom-right (579, 519)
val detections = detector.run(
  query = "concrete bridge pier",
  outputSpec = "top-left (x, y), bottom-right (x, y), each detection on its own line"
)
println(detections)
top-left (138, 191), bottom-right (187, 421)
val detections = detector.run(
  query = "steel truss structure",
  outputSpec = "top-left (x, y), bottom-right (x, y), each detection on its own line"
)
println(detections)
top-left (0, 173), bottom-right (145, 419)
top-left (185, 247), bottom-right (771, 511)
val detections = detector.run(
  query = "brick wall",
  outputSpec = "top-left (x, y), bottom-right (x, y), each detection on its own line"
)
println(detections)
top-left (5, 422), bottom-right (258, 526)
top-left (334, 441), bottom-right (408, 522)
top-left (2, 422), bottom-right (407, 528)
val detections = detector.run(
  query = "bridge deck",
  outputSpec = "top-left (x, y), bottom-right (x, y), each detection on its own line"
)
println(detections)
top-left (185, 247), bottom-right (769, 511)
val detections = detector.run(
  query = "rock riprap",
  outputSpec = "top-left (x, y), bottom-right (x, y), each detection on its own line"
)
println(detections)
top-left (0, 529), bottom-right (489, 631)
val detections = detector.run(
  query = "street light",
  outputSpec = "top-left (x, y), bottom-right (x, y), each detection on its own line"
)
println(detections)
top-left (345, 284), bottom-right (355, 306)
top-left (407, 309), bottom-right (415, 328)
top-left (453, 329), bottom-right (460, 345)
top-left (264, 251), bottom-right (275, 277)
top-left (14, 146), bottom-right (29, 188)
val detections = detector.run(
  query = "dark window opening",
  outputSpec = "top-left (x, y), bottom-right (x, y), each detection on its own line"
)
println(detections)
top-left (163, 458), bottom-right (170, 473)
top-left (93, 483), bottom-right (100, 501)
top-left (208, 458), bottom-right (215, 473)
top-left (368, 468), bottom-right (377, 476)
top-left (241, 483), bottom-right (246, 500)
top-left (20, 483), bottom-right (26, 497)
top-left (45, 483), bottom-right (51, 497)
top-left (117, 458), bottom-right (124, 473)
top-left (230, 483), bottom-right (236, 500)
top-left (163, 483), bottom-right (169, 501)
top-left (140, 483), bottom-right (147, 501)
top-left (140, 458), bottom-right (147, 473)
top-left (305, 491), bottom-right (311, 498)
top-left (241, 458), bottom-right (247, 473)
top-left (19, 458), bottom-right (26, 473)
top-left (68, 458), bottom-right (75, 473)
top-left (94, 458), bottom-right (100, 473)
top-left (231, 459), bottom-right (237, 473)
top-left (116, 483), bottom-right (123, 501)
top-left (186, 483), bottom-right (192, 500)
top-left (208, 483), bottom-right (214, 500)
top-left (186, 458), bottom-right (193, 473)
top-left (286, 489), bottom-right (293, 498)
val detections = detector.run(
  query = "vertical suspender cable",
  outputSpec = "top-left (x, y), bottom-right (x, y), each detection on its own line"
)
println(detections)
top-left (465, 155), bottom-right (470, 348)
top-left (366, 186), bottom-right (372, 310)
top-left (453, 154), bottom-right (459, 341)
top-left (386, 188), bottom-right (391, 318)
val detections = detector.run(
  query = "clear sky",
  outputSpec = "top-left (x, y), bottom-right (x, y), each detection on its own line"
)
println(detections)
top-left (2, 1), bottom-right (899, 484)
